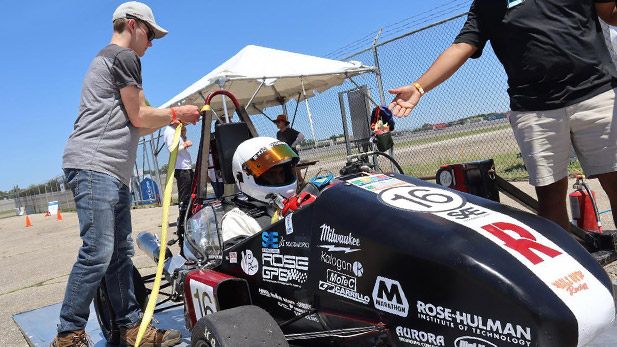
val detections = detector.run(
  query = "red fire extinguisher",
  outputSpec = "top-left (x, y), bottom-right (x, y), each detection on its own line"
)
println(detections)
top-left (569, 175), bottom-right (603, 233)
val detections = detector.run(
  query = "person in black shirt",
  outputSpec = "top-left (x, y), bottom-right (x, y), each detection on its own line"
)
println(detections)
top-left (388, 0), bottom-right (617, 232)
top-left (273, 114), bottom-right (305, 184)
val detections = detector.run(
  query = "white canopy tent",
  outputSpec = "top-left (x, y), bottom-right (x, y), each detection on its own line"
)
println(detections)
top-left (159, 45), bottom-right (376, 120)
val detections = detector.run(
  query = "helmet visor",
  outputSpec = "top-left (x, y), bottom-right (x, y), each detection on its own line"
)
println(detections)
top-left (242, 142), bottom-right (298, 179)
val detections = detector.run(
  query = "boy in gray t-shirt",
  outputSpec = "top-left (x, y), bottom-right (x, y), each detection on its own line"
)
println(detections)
top-left (53, 2), bottom-right (200, 347)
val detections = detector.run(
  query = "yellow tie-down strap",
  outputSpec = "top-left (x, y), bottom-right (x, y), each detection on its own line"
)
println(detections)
top-left (135, 123), bottom-right (182, 346)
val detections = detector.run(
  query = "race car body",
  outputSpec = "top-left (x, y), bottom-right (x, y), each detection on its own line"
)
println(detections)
top-left (209, 173), bottom-right (615, 347)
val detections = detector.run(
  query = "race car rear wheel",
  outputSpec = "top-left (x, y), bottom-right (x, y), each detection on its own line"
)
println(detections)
top-left (93, 265), bottom-right (147, 345)
top-left (190, 305), bottom-right (288, 347)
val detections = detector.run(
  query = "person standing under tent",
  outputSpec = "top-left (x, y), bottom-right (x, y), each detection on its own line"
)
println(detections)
top-left (388, 0), bottom-right (617, 233)
top-left (273, 114), bottom-right (305, 185)
top-left (54, 2), bottom-right (200, 346)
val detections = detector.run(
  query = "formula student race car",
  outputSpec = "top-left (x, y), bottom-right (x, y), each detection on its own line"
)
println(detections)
top-left (94, 91), bottom-right (615, 347)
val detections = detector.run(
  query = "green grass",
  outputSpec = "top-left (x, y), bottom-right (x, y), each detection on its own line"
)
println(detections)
top-left (397, 125), bottom-right (512, 147)
top-left (0, 209), bottom-right (15, 219)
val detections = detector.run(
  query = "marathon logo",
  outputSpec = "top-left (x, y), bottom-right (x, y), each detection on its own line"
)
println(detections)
top-left (372, 276), bottom-right (409, 317)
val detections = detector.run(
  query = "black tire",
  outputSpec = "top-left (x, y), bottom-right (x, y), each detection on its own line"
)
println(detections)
top-left (93, 266), bottom-right (148, 344)
top-left (190, 305), bottom-right (288, 347)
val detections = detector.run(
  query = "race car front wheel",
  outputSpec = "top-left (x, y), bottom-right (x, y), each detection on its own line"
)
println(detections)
top-left (190, 305), bottom-right (288, 347)
top-left (93, 265), bottom-right (148, 345)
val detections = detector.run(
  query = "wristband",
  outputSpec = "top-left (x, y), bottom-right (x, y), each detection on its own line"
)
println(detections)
top-left (170, 108), bottom-right (177, 123)
top-left (413, 82), bottom-right (425, 96)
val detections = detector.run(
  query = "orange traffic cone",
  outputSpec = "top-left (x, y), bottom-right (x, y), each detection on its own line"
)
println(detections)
top-left (44, 212), bottom-right (50, 217)
top-left (56, 210), bottom-right (63, 221)
top-left (25, 215), bottom-right (32, 227)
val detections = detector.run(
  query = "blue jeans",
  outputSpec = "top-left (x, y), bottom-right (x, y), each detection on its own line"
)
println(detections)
top-left (58, 169), bottom-right (141, 332)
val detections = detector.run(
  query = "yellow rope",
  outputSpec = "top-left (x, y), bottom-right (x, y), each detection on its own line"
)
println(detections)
top-left (135, 124), bottom-right (182, 346)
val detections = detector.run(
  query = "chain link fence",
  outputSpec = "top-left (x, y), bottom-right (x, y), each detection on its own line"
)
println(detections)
top-left (9, 10), bottom-right (599, 216)
top-left (145, 12), bottom-right (588, 200)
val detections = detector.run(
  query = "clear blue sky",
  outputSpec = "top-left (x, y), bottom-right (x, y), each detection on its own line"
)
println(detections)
top-left (0, 0), bottom-right (474, 192)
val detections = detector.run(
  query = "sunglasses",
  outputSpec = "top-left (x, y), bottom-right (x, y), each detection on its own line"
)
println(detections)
top-left (126, 15), bottom-right (155, 41)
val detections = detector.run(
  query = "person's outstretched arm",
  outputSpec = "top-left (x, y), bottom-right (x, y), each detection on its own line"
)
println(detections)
top-left (120, 85), bottom-right (200, 132)
top-left (291, 132), bottom-right (305, 148)
top-left (388, 42), bottom-right (477, 118)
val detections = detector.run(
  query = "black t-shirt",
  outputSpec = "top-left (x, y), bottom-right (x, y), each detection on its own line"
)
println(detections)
top-left (455, 0), bottom-right (617, 111)
top-left (277, 128), bottom-right (300, 149)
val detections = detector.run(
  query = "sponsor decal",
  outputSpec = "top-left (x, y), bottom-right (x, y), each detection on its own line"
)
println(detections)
top-left (189, 281), bottom-right (217, 321)
top-left (262, 231), bottom-right (280, 253)
top-left (258, 288), bottom-right (318, 322)
top-left (417, 300), bottom-right (532, 346)
top-left (319, 224), bottom-right (360, 252)
top-left (250, 141), bottom-right (286, 161)
top-left (321, 251), bottom-right (354, 272)
top-left (379, 186), bottom-right (466, 213)
top-left (318, 245), bottom-right (360, 253)
top-left (446, 206), bottom-right (487, 220)
top-left (372, 276), bottom-right (409, 317)
top-left (552, 270), bottom-right (589, 296)
top-left (353, 261), bottom-right (364, 277)
top-left (350, 174), bottom-right (408, 192)
top-left (454, 336), bottom-right (497, 347)
top-left (481, 222), bottom-right (562, 265)
top-left (278, 235), bottom-right (310, 249)
top-left (285, 213), bottom-right (294, 234)
top-left (262, 253), bottom-right (308, 287)
top-left (229, 251), bottom-right (237, 264)
top-left (318, 268), bottom-right (370, 304)
top-left (240, 250), bottom-right (259, 276)
top-left (395, 326), bottom-right (445, 346)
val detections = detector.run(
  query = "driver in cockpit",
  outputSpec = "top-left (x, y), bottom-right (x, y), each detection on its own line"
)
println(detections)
top-left (219, 136), bottom-right (299, 243)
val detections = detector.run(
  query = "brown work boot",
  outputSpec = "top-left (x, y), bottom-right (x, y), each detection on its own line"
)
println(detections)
top-left (119, 322), bottom-right (182, 347)
top-left (49, 329), bottom-right (93, 347)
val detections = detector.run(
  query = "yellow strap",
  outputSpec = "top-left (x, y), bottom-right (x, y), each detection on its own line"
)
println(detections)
top-left (135, 124), bottom-right (182, 346)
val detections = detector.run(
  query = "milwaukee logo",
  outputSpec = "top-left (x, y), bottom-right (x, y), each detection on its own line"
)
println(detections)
top-left (319, 245), bottom-right (360, 253)
top-left (319, 224), bottom-right (360, 246)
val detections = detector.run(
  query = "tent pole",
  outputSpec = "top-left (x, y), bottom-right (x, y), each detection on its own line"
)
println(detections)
top-left (301, 77), bottom-right (318, 149)
top-left (271, 85), bottom-right (288, 115)
top-left (290, 92), bottom-right (301, 128)
top-left (246, 80), bottom-right (265, 111)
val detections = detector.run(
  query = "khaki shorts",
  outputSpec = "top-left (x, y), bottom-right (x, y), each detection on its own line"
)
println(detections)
top-left (509, 88), bottom-right (617, 186)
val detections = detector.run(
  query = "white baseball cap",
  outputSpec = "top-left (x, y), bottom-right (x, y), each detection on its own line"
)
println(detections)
top-left (112, 1), bottom-right (168, 39)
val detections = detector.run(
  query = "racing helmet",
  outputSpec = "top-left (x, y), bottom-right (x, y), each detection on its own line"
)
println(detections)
top-left (232, 137), bottom-right (298, 202)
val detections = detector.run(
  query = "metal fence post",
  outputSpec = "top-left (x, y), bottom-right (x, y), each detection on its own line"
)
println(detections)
top-left (372, 29), bottom-right (387, 106)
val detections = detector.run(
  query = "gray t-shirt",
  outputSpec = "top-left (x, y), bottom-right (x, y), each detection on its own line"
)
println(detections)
top-left (62, 44), bottom-right (142, 186)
